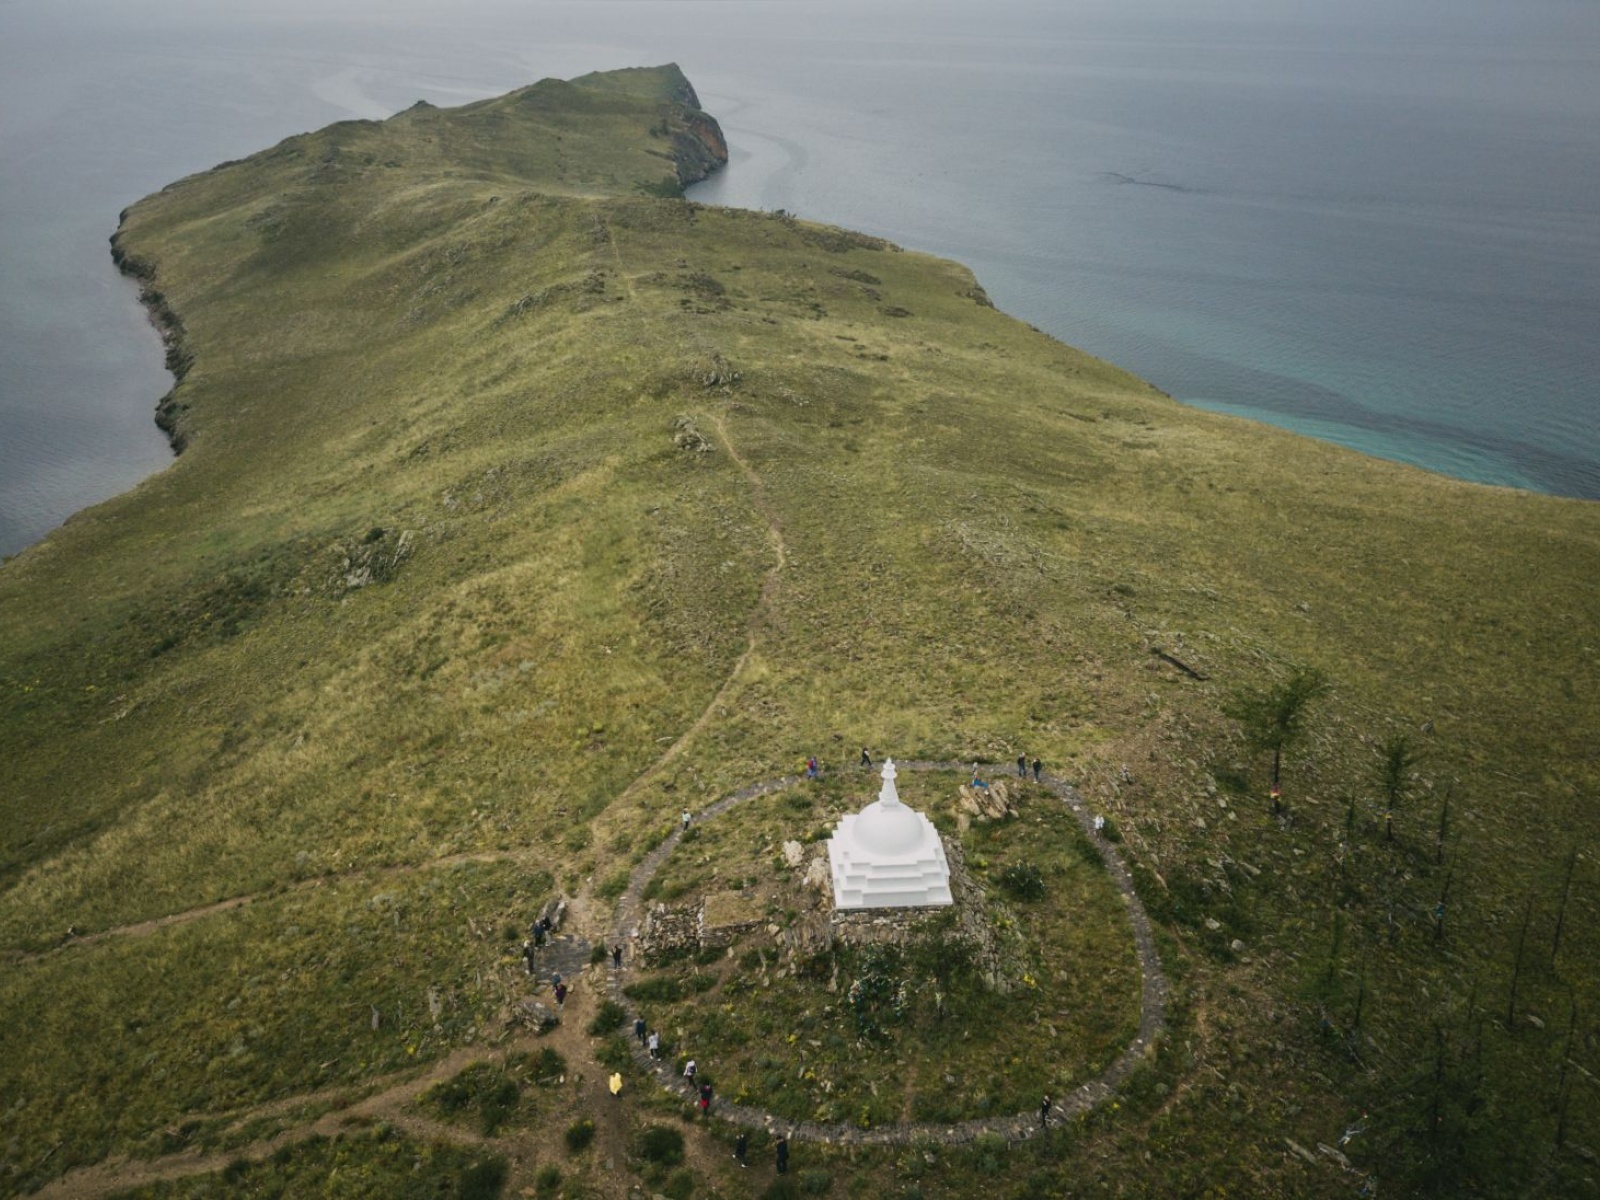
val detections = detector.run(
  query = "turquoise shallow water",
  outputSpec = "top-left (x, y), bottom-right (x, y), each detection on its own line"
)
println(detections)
top-left (2, 0), bottom-right (1597, 556)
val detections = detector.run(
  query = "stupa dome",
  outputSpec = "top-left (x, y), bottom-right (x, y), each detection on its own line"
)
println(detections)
top-left (852, 802), bottom-right (929, 857)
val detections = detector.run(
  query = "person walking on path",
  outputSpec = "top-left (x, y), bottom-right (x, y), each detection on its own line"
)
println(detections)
top-left (1040, 1094), bottom-right (1052, 1128)
top-left (648, 1031), bottom-right (661, 1059)
top-left (1032, 758), bottom-right (1042, 782)
top-left (635, 1017), bottom-right (647, 1044)
top-left (683, 1058), bottom-right (697, 1087)
top-left (860, 747), bottom-right (872, 768)
top-left (521, 939), bottom-right (537, 975)
top-left (775, 1134), bottom-right (789, 1175)
top-left (554, 981), bottom-right (567, 1010)
top-left (699, 1081), bottom-right (713, 1115)
top-left (734, 1132), bottom-right (748, 1167)
top-left (612, 944), bottom-right (623, 968)
top-left (1017, 754), bottom-right (1027, 777)
top-left (806, 756), bottom-right (819, 780)
top-left (681, 809), bottom-right (692, 831)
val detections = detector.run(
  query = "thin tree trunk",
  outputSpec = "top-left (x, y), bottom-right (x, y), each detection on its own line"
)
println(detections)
top-left (1552, 845), bottom-right (1577, 964)
top-left (1507, 897), bottom-right (1533, 1029)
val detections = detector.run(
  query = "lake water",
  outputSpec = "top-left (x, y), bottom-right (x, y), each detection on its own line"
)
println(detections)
top-left (3, 0), bottom-right (1597, 557)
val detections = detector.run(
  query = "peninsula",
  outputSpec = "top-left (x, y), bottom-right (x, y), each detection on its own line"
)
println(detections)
top-left (1, 65), bottom-right (1596, 1199)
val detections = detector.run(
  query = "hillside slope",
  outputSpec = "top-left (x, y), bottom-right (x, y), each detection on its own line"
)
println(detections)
top-left (2, 64), bottom-right (1597, 1198)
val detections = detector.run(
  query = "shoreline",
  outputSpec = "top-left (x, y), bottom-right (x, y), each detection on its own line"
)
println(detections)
top-left (109, 228), bottom-right (193, 456)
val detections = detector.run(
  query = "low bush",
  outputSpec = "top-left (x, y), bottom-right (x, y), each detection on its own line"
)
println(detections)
top-left (636, 1124), bottom-right (685, 1165)
top-left (999, 863), bottom-right (1047, 901)
top-left (565, 1117), bottom-right (596, 1153)
top-left (799, 1168), bottom-right (833, 1194)
top-left (626, 975), bottom-right (685, 1003)
top-left (460, 1158), bottom-right (509, 1200)
top-left (587, 998), bottom-right (628, 1036)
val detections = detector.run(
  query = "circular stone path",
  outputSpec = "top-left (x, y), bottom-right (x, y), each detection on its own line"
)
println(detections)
top-left (606, 762), bottom-right (1167, 1146)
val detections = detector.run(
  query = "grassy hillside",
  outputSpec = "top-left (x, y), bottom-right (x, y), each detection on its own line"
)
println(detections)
top-left (2, 63), bottom-right (1597, 1198)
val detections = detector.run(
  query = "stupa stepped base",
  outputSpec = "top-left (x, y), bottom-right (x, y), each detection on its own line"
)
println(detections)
top-left (832, 859), bottom-right (954, 910)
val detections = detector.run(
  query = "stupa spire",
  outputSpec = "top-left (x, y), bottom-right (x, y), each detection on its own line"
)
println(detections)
top-left (879, 758), bottom-right (901, 808)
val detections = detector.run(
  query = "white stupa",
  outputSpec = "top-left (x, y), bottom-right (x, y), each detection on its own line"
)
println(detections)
top-left (828, 759), bottom-right (953, 910)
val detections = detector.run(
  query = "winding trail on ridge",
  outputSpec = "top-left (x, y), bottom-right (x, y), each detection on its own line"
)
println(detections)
top-left (7, 851), bottom-right (519, 967)
top-left (598, 408), bottom-right (787, 822)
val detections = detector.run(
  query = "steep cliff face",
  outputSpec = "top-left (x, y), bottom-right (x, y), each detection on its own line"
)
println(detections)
top-left (670, 108), bottom-right (728, 185)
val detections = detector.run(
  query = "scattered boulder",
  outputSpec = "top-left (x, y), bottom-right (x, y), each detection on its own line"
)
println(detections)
top-left (538, 896), bottom-right (568, 933)
top-left (512, 997), bottom-right (558, 1033)
top-left (803, 854), bottom-right (831, 892)
top-left (696, 352), bottom-right (740, 389)
top-left (332, 528), bottom-right (414, 592)
top-left (672, 415), bottom-right (712, 452)
top-left (958, 778), bottom-right (1015, 820)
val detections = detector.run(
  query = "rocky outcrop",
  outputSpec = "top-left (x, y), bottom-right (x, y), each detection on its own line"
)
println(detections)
top-left (110, 230), bottom-right (194, 453)
top-left (669, 108), bottom-right (728, 186)
top-left (638, 901), bottom-right (699, 964)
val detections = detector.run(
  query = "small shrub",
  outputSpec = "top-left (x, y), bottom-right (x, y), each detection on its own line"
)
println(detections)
top-left (1072, 832), bottom-right (1105, 867)
top-left (423, 1061), bottom-right (521, 1135)
top-left (625, 976), bottom-right (686, 1004)
top-left (972, 1131), bottom-right (1007, 1176)
top-left (636, 1124), bottom-right (685, 1165)
top-left (534, 1163), bottom-right (562, 1197)
top-left (799, 1168), bottom-right (833, 1194)
top-left (480, 1078), bottom-right (520, 1136)
top-left (999, 863), bottom-right (1046, 901)
top-left (589, 943), bottom-right (609, 965)
top-left (595, 1035), bottom-right (633, 1071)
top-left (762, 1180), bottom-right (800, 1200)
top-left (596, 870), bottom-right (631, 901)
top-left (587, 999), bottom-right (628, 1036)
top-left (530, 1046), bottom-right (566, 1083)
top-left (664, 1167), bottom-right (696, 1199)
top-left (460, 1158), bottom-right (508, 1200)
top-left (565, 1117), bottom-right (596, 1153)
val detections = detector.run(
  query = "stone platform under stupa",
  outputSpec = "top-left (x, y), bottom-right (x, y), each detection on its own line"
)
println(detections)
top-left (827, 759), bottom-right (953, 910)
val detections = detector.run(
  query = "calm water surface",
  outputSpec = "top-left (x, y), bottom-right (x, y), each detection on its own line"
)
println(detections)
top-left (2, 0), bottom-right (1597, 556)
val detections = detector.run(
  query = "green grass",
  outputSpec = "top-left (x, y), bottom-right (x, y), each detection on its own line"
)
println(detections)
top-left (0, 860), bottom-right (537, 1183)
top-left (0, 61), bottom-right (1597, 1199)
top-left (105, 1128), bottom-right (507, 1199)
top-left (631, 781), bottom-right (1141, 1126)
